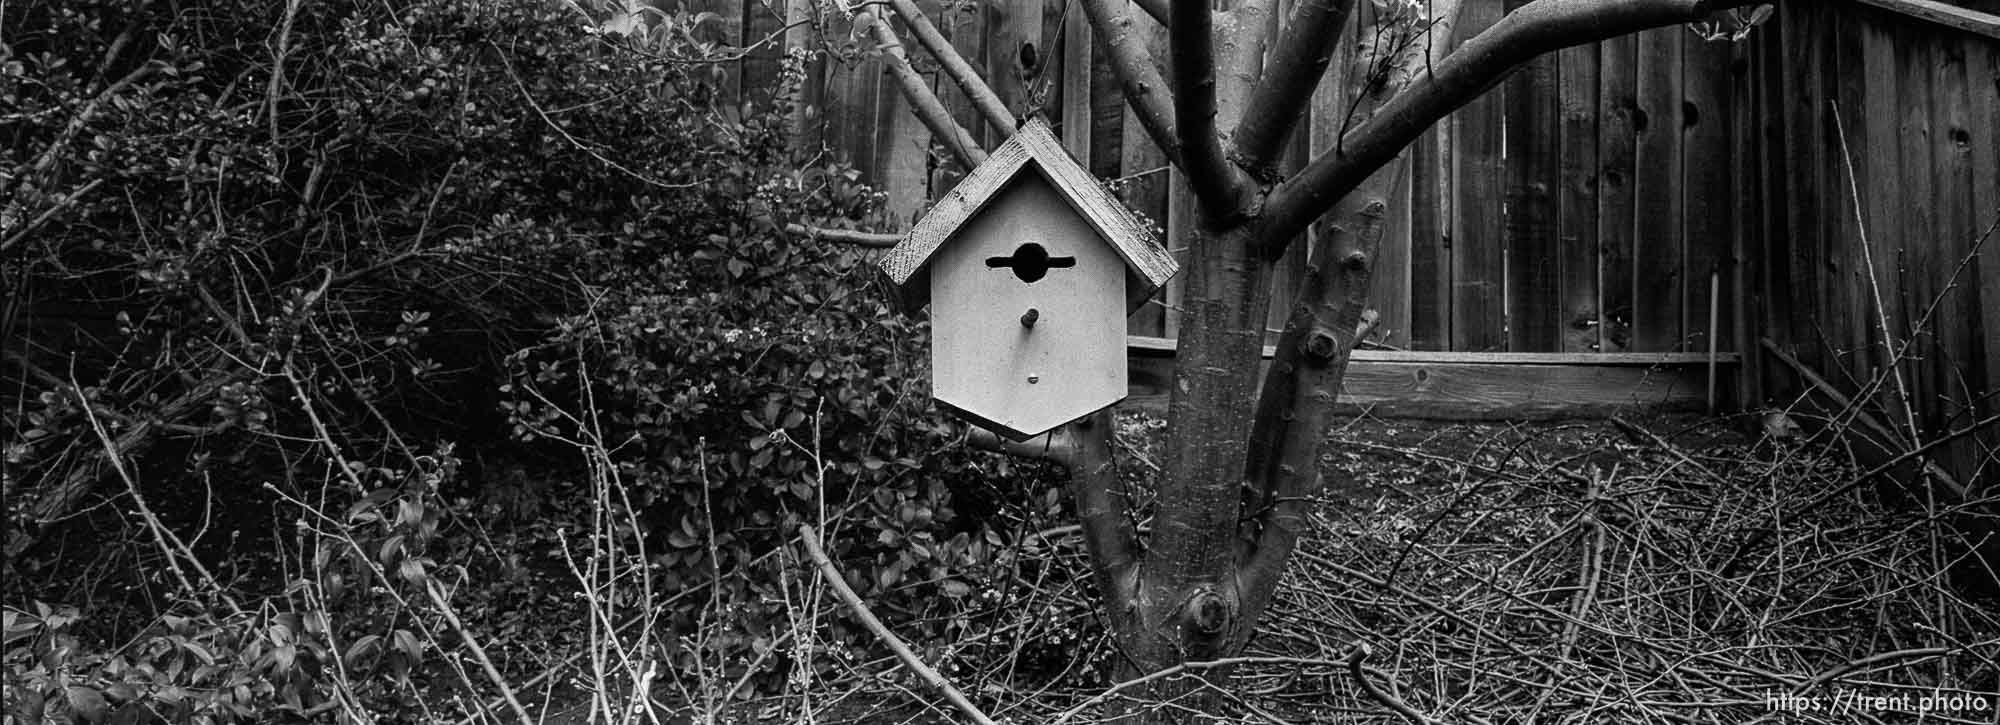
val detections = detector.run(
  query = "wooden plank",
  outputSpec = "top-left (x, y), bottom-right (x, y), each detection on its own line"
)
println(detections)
top-left (1598, 32), bottom-right (1640, 353)
top-left (1450, 0), bottom-right (1507, 352)
top-left (1374, 156), bottom-right (1415, 348)
top-left (985, 0), bottom-right (1043, 123)
top-left (1555, 42), bottom-right (1601, 353)
top-left (1059, 0), bottom-right (1093, 159)
top-left (938, 0), bottom-right (988, 153)
top-left (1126, 356), bottom-right (1720, 420)
top-left (1896, 23), bottom-right (1939, 432)
top-left (1829, 4), bottom-right (1872, 387)
top-left (1778, 3), bottom-right (1823, 369)
top-left (740, 0), bottom-right (789, 105)
top-left (1410, 125), bottom-right (1450, 351)
top-left (1845, 0), bottom-right (2000, 40)
top-left (1086, 25), bottom-right (1124, 179)
top-left (1125, 334), bottom-right (1740, 365)
top-left (1859, 14), bottom-right (1907, 429)
top-left (873, 39), bottom-right (932, 227)
top-left (1683, 32), bottom-right (1733, 362)
top-left (1929, 33), bottom-right (1980, 481)
top-left (787, 0), bottom-right (829, 154)
top-left (1504, 4), bottom-right (1563, 352)
top-left (1971, 36), bottom-right (2000, 487)
top-left (1728, 31), bottom-right (1759, 408)
top-left (1631, 26), bottom-right (1685, 352)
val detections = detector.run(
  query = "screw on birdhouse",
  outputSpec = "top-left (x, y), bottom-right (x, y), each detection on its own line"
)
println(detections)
top-left (1020, 308), bottom-right (1040, 328)
top-left (1027, 374), bottom-right (1040, 384)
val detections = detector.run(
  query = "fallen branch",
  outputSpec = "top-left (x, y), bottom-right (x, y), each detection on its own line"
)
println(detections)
top-left (1758, 338), bottom-right (1965, 498)
top-left (797, 524), bottom-right (997, 725)
top-left (1346, 645), bottom-right (1433, 725)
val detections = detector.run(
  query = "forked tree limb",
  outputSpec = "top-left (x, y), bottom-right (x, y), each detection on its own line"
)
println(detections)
top-left (865, 13), bottom-right (986, 168)
top-left (1230, 0), bottom-right (1360, 174)
top-left (798, 525), bottom-right (998, 725)
top-left (884, 0), bottom-right (1017, 138)
top-left (1075, 0), bottom-right (1181, 167)
top-left (1260, 0), bottom-right (1766, 246)
top-left (1169, 0), bottom-right (1258, 217)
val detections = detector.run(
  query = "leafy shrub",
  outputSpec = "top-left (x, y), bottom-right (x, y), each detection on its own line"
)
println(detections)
top-left (5, 0), bottom-right (1076, 717)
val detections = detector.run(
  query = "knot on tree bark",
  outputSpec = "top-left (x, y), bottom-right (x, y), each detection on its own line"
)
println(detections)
top-left (1187, 587), bottom-right (1230, 636)
top-left (1303, 330), bottom-right (1339, 363)
top-left (1342, 250), bottom-right (1370, 271)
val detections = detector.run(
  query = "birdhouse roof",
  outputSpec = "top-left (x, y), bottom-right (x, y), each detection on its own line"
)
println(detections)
top-left (879, 118), bottom-right (1178, 311)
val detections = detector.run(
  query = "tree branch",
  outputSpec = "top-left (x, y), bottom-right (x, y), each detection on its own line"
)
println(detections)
top-left (1169, 0), bottom-right (1255, 218)
top-left (1260, 0), bottom-right (1763, 244)
top-left (1076, 0), bottom-right (1180, 166)
top-left (799, 525), bottom-right (999, 725)
top-left (867, 12), bottom-right (987, 168)
top-left (1231, 0), bottom-right (1360, 174)
top-left (782, 223), bottom-right (901, 248)
top-left (1237, 166), bottom-right (1394, 608)
top-left (885, 0), bottom-right (1017, 138)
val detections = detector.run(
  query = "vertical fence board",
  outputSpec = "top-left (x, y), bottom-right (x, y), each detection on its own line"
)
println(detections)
top-left (1683, 34), bottom-right (1732, 360)
top-left (1858, 15), bottom-right (1906, 428)
top-left (1632, 27), bottom-right (1685, 352)
top-left (1971, 38), bottom-right (2000, 481)
top-left (986, 0), bottom-right (1043, 123)
top-left (1556, 43), bottom-right (1601, 353)
top-left (1730, 33), bottom-right (1760, 406)
top-left (939, 0), bottom-right (988, 154)
top-left (741, 0), bottom-right (788, 105)
top-left (873, 33), bottom-right (931, 227)
top-left (1826, 5), bottom-right (1869, 385)
top-left (1505, 19), bottom-right (1563, 353)
top-left (1410, 125), bottom-right (1449, 351)
top-left (786, 0), bottom-right (827, 155)
top-left (1060, 0), bottom-right (1093, 160)
top-left (1930, 35), bottom-right (1978, 477)
top-left (1897, 26), bottom-right (1939, 433)
top-left (1451, 0), bottom-right (1506, 352)
top-left (1598, 33), bottom-right (1639, 353)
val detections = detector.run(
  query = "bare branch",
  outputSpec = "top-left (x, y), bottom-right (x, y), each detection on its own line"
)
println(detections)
top-left (1170, 1), bottom-right (1256, 218)
top-left (1076, 0), bottom-right (1180, 166)
top-left (799, 525), bottom-right (1000, 725)
top-left (782, 223), bottom-right (901, 248)
top-left (1238, 168), bottom-right (1393, 604)
top-left (867, 13), bottom-right (987, 168)
top-left (885, 0), bottom-right (1017, 137)
top-left (1231, 0), bottom-right (1360, 173)
top-left (1261, 0), bottom-right (1764, 243)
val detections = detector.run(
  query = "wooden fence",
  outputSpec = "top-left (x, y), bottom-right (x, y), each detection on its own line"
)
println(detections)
top-left (1745, 0), bottom-right (2000, 486)
top-left (695, 0), bottom-right (1999, 455)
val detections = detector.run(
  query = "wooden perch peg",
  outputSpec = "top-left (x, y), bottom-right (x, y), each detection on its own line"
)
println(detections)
top-left (1020, 308), bottom-right (1040, 328)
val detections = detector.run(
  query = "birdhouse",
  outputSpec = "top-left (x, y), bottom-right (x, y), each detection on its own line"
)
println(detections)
top-left (879, 119), bottom-right (1178, 440)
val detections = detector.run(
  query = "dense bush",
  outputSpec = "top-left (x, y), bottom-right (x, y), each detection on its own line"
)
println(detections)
top-left (3, 0), bottom-right (1070, 720)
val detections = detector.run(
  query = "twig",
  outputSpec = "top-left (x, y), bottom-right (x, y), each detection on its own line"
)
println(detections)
top-left (1790, 647), bottom-right (1954, 696)
top-left (422, 579), bottom-right (537, 725)
top-left (783, 223), bottom-right (901, 248)
top-left (0, 179), bottom-right (103, 253)
top-left (1049, 656), bottom-right (1346, 725)
top-left (491, 44), bottom-right (694, 190)
top-left (1347, 645), bottom-right (1434, 725)
top-left (797, 524), bottom-right (996, 725)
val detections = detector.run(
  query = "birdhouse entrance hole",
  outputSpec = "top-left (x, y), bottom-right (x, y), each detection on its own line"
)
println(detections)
top-left (984, 242), bottom-right (1075, 283)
